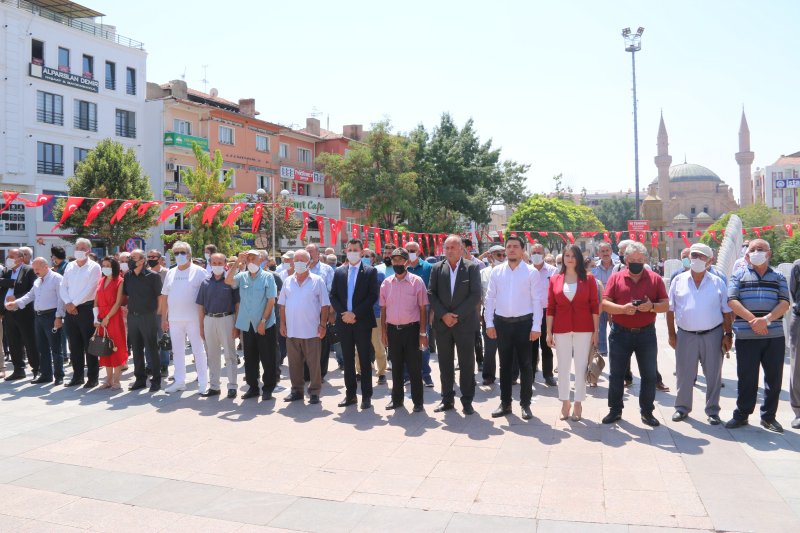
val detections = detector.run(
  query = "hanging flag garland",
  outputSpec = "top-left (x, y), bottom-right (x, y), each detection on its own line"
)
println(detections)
top-left (299, 211), bottom-right (310, 240)
top-left (110, 200), bottom-right (139, 224)
top-left (52, 197), bottom-right (85, 231)
top-left (155, 202), bottom-right (186, 224)
top-left (202, 203), bottom-right (224, 225)
top-left (19, 194), bottom-right (54, 207)
top-left (251, 203), bottom-right (263, 233)
top-left (84, 198), bottom-right (113, 226)
top-left (222, 203), bottom-right (247, 228)
top-left (184, 202), bottom-right (205, 218)
top-left (137, 201), bottom-right (162, 217)
top-left (0, 192), bottom-right (20, 215)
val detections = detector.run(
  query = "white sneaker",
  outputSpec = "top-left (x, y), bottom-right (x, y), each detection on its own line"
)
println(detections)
top-left (165, 381), bottom-right (186, 393)
top-left (198, 383), bottom-right (209, 395)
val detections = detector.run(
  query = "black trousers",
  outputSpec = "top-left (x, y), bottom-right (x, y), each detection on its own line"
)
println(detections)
top-left (339, 324), bottom-right (373, 399)
top-left (531, 313), bottom-right (553, 379)
top-left (435, 325), bottom-right (476, 406)
top-left (496, 316), bottom-right (534, 406)
top-left (482, 322), bottom-right (497, 381)
top-left (733, 337), bottom-right (785, 421)
top-left (304, 334), bottom-right (330, 381)
top-left (5, 312), bottom-right (38, 375)
top-left (474, 329), bottom-right (483, 364)
top-left (388, 324), bottom-right (423, 405)
top-left (128, 311), bottom-right (160, 386)
top-left (243, 324), bottom-right (276, 394)
top-left (65, 305), bottom-right (98, 381)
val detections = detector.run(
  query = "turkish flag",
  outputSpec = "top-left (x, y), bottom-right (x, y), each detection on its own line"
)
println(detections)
top-left (155, 202), bottom-right (186, 224)
top-left (384, 230), bottom-right (391, 245)
top-left (401, 232), bottom-right (407, 247)
top-left (299, 211), bottom-right (310, 240)
top-left (285, 207), bottom-right (295, 220)
top-left (629, 231), bottom-right (635, 240)
top-left (222, 203), bottom-right (247, 228)
top-left (785, 223), bottom-right (794, 237)
top-left (424, 233), bottom-right (431, 255)
top-left (110, 199), bottom-right (139, 224)
top-left (337, 219), bottom-right (346, 242)
top-left (0, 192), bottom-right (20, 215)
top-left (374, 227), bottom-right (381, 255)
top-left (510, 231), bottom-right (517, 237)
top-left (742, 228), bottom-right (748, 235)
top-left (709, 230), bottom-right (721, 244)
top-left (363, 225), bottom-right (371, 248)
top-left (524, 232), bottom-right (537, 245)
top-left (392, 231), bottom-right (399, 246)
top-left (52, 197), bottom-right (85, 231)
top-left (252, 203), bottom-right (263, 233)
top-left (693, 230), bottom-right (702, 237)
top-left (329, 218), bottom-right (340, 244)
top-left (497, 232), bottom-right (504, 244)
top-left (614, 231), bottom-right (623, 242)
top-left (137, 201), bottom-right (162, 217)
top-left (19, 194), bottom-right (53, 207)
top-left (603, 232), bottom-right (610, 243)
top-left (83, 198), bottom-right (113, 227)
top-left (553, 232), bottom-right (567, 243)
top-left (201, 203), bottom-right (224, 225)
top-left (679, 231), bottom-right (690, 248)
top-left (566, 232), bottom-right (575, 243)
top-left (763, 225), bottom-right (775, 231)
top-left (651, 231), bottom-right (659, 250)
top-left (752, 227), bottom-right (762, 238)
top-left (317, 217), bottom-right (326, 247)
top-left (352, 223), bottom-right (360, 239)
top-left (580, 232), bottom-right (598, 238)
top-left (666, 231), bottom-right (674, 238)
top-left (637, 231), bottom-right (646, 243)
top-left (184, 202), bottom-right (205, 218)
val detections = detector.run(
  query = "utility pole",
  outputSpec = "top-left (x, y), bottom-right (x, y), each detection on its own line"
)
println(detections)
top-left (622, 27), bottom-right (644, 217)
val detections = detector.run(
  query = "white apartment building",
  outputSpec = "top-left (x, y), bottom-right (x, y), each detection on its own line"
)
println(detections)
top-left (755, 151), bottom-right (800, 217)
top-left (0, 0), bottom-right (146, 258)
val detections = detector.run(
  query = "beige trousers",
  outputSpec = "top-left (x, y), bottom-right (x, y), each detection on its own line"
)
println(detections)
top-left (288, 337), bottom-right (322, 395)
top-left (355, 327), bottom-right (387, 377)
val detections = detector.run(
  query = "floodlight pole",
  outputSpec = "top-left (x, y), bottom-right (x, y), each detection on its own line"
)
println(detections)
top-left (623, 28), bottom-right (643, 218)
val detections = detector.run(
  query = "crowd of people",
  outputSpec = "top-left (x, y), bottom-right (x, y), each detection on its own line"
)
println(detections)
top-left (0, 233), bottom-right (798, 434)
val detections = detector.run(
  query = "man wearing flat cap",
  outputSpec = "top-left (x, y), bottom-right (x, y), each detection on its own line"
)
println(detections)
top-left (667, 243), bottom-right (733, 425)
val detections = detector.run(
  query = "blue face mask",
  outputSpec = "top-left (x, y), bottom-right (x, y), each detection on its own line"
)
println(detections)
top-left (361, 258), bottom-right (371, 267)
top-left (682, 258), bottom-right (691, 269)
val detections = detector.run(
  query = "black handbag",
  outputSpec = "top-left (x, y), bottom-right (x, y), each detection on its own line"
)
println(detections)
top-left (326, 323), bottom-right (340, 345)
top-left (87, 327), bottom-right (115, 357)
top-left (158, 332), bottom-right (172, 351)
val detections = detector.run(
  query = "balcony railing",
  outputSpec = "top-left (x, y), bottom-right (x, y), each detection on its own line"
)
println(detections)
top-left (2, 0), bottom-right (145, 50)
top-left (126, 83), bottom-right (136, 95)
top-left (116, 125), bottom-right (136, 138)
top-left (36, 109), bottom-right (63, 126)
top-left (38, 161), bottom-right (64, 175)
top-left (74, 116), bottom-right (97, 132)
top-left (105, 78), bottom-right (116, 90)
top-left (279, 156), bottom-right (315, 170)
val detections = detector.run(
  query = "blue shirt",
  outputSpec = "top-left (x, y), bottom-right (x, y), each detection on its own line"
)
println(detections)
top-left (232, 269), bottom-right (277, 331)
top-left (407, 259), bottom-right (433, 288)
top-left (310, 261), bottom-right (334, 291)
top-left (373, 270), bottom-right (385, 318)
top-left (196, 274), bottom-right (239, 315)
top-left (728, 265), bottom-right (789, 339)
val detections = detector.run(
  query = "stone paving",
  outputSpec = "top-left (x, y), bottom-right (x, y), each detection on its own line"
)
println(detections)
top-left (0, 315), bottom-right (798, 533)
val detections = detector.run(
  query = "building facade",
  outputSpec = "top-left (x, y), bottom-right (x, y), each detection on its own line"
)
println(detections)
top-left (754, 152), bottom-right (800, 217)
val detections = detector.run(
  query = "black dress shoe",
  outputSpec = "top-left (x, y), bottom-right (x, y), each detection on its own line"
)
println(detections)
top-left (160, 367), bottom-right (169, 378)
top-left (83, 380), bottom-right (98, 389)
top-left (145, 367), bottom-right (152, 376)
top-left (261, 392), bottom-right (273, 401)
top-left (602, 412), bottom-right (622, 424)
top-left (227, 389), bottom-right (237, 399)
top-left (242, 389), bottom-right (259, 400)
top-left (360, 399), bottom-right (371, 409)
top-left (482, 378), bottom-right (495, 385)
top-left (31, 376), bottom-right (52, 384)
top-left (54, 378), bottom-right (63, 386)
top-left (641, 413), bottom-right (660, 427)
top-left (412, 404), bottom-right (424, 413)
top-left (128, 381), bottom-right (146, 391)
top-left (478, 362), bottom-right (484, 372)
top-left (200, 388), bottom-right (221, 397)
top-left (5, 372), bottom-right (26, 381)
top-left (492, 403), bottom-right (512, 418)
top-left (149, 383), bottom-right (160, 392)
top-left (725, 417), bottom-right (748, 429)
top-left (355, 374), bottom-right (361, 382)
top-left (672, 411), bottom-right (688, 422)
top-left (462, 404), bottom-right (475, 415)
top-left (338, 396), bottom-right (357, 407)
top-left (545, 376), bottom-right (557, 387)
top-left (433, 402), bottom-right (454, 413)
top-left (386, 400), bottom-right (403, 410)
top-left (707, 415), bottom-right (721, 425)
top-left (521, 405), bottom-right (533, 420)
top-left (309, 394), bottom-right (320, 404)
top-left (761, 418), bottom-right (784, 433)
top-left (377, 375), bottom-right (387, 385)
top-left (284, 391), bottom-right (304, 402)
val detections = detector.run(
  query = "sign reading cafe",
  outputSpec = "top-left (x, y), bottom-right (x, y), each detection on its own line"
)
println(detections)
top-left (29, 63), bottom-right (99, 93)
top-left (280, 166), bottom-right (325, 184)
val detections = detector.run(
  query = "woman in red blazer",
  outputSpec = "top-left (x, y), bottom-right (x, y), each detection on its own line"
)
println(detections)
top-left (546, 245), bottom-right (599, 421)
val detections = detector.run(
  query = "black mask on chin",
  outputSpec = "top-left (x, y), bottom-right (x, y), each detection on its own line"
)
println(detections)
top-left (147, 259), bottom-right (159, 268)
top-left (128, 259), bottom-right (139, 271)
top-left (627, 262), bottom-right (644, 275)
top-left (384, 257), bottom-right (392, 267)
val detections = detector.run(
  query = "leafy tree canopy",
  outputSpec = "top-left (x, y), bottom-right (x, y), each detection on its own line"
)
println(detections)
top-left (700, 202), bottom-right (788, 265)
top-left (595, 196), bottom-right (636, 233)
top-left (507, 194), bottom-right (605, 251)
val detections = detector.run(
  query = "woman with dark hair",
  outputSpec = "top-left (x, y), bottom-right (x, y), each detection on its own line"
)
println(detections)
top-left (546, 244), bottom-right (599, 421)
top-left (94, 256), bottom-right (127, 390)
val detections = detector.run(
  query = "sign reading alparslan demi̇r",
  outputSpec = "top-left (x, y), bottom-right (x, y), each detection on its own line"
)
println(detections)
top-left (29, 63), bottom-right (99, 93)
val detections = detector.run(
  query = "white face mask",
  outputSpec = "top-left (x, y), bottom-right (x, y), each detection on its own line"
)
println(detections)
top-left (247, 262), bottom-right (260, 273)
top-left (175, 254), bottom-right (188, 266)
top-left (101, 267), bottom-right (113, 277)
top-left (6, 258), bottom-right (17, 268)
top-left (74, 250), bottom-right (87, 261)
top-left (749, 251), bottom-right (768, 266)
top-left (294, 261), bottom-right (308, 274)
top-left (211, 265), bottom-right (225, 276)
top-left (346, 252), bottom-right (361, 265)
top-left (531, 254), bottom-right (544, 265)
top-left (690, 258), bottom-right (707, 273)
top-left (119, 262), bottom-right (129, 272)
top-left (408, 253), bottom-right (418, 262)
top-left (204, 253), bottom-right (211, 260)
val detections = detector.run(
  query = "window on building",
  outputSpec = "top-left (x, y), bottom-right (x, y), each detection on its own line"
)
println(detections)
top-left (37, 142), bottom-right (63, 175)
top-left (126, 67), bottom-right (136, 95)
top-left (105, 61), bottom-right (115, 90)
top-left (218, 125), bottom-right (234, 145)
top-left (173, 118), bottom-right (192, 135)
top-left (690, 205), bottom-right (696, 215)
top-left (279, 143), bottom-right (289, 158)
top-left (297, 147), bottom-right (311, 163)
top-left (345, 217), bottom-right (356, 235)
top-left (256, 135), bottom-right (269, 152)
top-left (258, 175), bottom-right (271, 191)
top-left (36, 91), bottom-right (63, 125)
top-left (703, 205), bottom-right (708, 214)
top-left (74, 100), bottom-right (97, 132)
top-left (74, 147), bottom-right (89, 172)
top-left (115, 109), bottom-right (136, 138)
top-left (82, 54), bottom-right (93, 78)
top-left (280, 180), bottom-right (290, 192)
top-left (58, 47), bottom-right (69, 72)
top-left (31, 39), bottom-right (44, 65)
top-left (344, 148), bottom-right (352, 158)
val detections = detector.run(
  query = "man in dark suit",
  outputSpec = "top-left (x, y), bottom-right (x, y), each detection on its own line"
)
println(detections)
top-left (428, 234), bottom-right (481, 414)
top-left (330, 238), bottom-right (379, 409)
top-left (0, 249), bottom-right (39, 380)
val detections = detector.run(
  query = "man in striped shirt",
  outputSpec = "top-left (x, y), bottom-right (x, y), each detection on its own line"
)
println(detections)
top-left (726, 239), bottom-right (790, 433)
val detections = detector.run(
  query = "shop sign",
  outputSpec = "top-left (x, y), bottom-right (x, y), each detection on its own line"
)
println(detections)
top-left (281, 166), bottom-right (324, 184)
top-left (30, 64), bottom-right (99, 93)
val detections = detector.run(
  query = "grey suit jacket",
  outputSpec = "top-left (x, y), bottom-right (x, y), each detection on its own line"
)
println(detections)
top-left (428, 259), bottom-right (481, 333)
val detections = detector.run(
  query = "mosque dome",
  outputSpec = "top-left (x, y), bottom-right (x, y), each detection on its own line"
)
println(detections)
top-left (695, 212), bottom-right (713, 220)
top-left (668, 163), bottom-right (721, 182)
top-left (673, 213), bottom-right (689, 221)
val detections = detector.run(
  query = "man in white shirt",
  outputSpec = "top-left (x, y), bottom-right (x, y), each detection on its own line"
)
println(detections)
top-left (1, 250), bottom-right (40, 381)
top-left (485, 235), bottom-right (542, 420)
top-left (529, 242), bottom-right (558, 386)
top-left (480, 245), bottom-right (505, 385)
top-left (8, 257), bottom-right (66, 384)
top-left (667, 243), bottom-right (733, 425)
top-left (20, 247), bottom-right (33, 265)
top-left (59, 238), bottom-right (102, 387)
top-left (161, 241), bottom-right (210, 394)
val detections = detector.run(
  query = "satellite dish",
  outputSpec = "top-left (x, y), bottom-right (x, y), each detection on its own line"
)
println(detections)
top-left (209, 88), bottom-right (219, 97)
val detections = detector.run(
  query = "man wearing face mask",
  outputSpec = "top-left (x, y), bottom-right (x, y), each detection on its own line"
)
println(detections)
top-left (123, 249), bottom-right (163, 391)
top-left (161, 241), bottom-right (210, 394)
top-left (204, 244), bottom-right (217, 274)
top-left (330, 238), bottom-right (379, 409)
top-left (198, 252), bottom-right (240, 398)
top-left (305, 243), bottom-right (334, 381)
top-left (594, 242), bottom-right (617, 359)
top-left (667, 243), bottom-right (733, 425)
top-left (144, 249), bottom-right (169, 378)
top-left (731, 240), bottom-right (750, 274)
top-left (529, 243), bottom-right (559, 387)
top-left (59, 238), bottom-right (102, 387)
top-left (406, 241), bottom-right (435, 387)
top-left (226, 249), bottom-right (278, 400)
top-left (0, 249), bottom-right (40, 381)
top-left (726, 239), bottom-right (790, 433)
top-left (480, 245), bottom-right (506, 385)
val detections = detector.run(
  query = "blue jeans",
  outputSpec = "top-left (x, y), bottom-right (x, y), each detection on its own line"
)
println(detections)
top-left (597, 312), bottom-right (609, 354)
top-left (608, 323), bottom-right (658, 415)
top-left (34, 312), bottom-right (64, 380)
top-left (145, 313), bottom-right (169, 369)
top-left (333, 342), bottom-right (343, 366)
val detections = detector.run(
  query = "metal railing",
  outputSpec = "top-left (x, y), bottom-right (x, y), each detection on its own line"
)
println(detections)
top-left (116, 125), bottom-right (136, 138)
top-left (105, 78), bottom-right (116, 90)
top-left (36, 109), bottom-right (63, 126)
top-left (2, 0), bottom-right (145, 50)
top-left (74, 116), bottom-right (97, 132)
top-left (37, 161), bottom-right (64, 175)
top-left (126, 82), bottom-right (136, 95)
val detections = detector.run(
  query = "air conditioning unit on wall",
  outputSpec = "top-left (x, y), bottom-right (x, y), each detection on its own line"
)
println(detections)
top-left (166, 163), bottom-right (177, 171)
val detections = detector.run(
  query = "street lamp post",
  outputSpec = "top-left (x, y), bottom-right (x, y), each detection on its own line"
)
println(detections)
top-left (256, 185), bottom-right (289, 263)
top-left (622, 26), bottom-right (644, 217)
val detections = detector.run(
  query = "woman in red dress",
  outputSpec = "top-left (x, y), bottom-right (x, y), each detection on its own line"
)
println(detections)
top-left (94, 256), bottom-right (126, 390)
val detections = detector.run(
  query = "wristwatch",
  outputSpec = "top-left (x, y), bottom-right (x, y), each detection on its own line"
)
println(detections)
top-left (765, 318), bottom-right (772, 326)
top-left (419, 332), bottom-right (428, 337)
top-left (260, 318), bottom-right (267, 324)
top-left (723, 332), bottom-right (733, 338)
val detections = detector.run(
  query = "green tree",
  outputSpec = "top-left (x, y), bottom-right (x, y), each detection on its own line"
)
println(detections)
top-left (507, 195), bottom-right (605, 252)
top-left (55, 138), bottom-right (154, 253)
top-left (777, 234), bottom-right (800, 264)
top-left (317, 120), bottom-right (417, 229)
top-left (550, 173), bottom-right (573, 200)
top-left (595, 196), bottom-right (636, 232)
top-left (700, 202), bottom-right (787, 264)
top-left (239, 193), bottom-right (303, 254)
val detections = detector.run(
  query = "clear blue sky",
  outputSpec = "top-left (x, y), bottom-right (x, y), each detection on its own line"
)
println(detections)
top-left (93, 0), bottom-right (800, 202)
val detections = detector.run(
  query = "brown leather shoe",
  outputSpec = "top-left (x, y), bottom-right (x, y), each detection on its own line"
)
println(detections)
top-left (656, 381), bottom-right (670, 392)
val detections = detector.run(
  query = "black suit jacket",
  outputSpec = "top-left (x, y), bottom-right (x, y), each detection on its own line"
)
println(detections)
top-left (428, 259), bottom-right (481, 333)
top-left (0, 264), bottom-right (37, 318)
top-left (330, 262), bottom-right (379, 329)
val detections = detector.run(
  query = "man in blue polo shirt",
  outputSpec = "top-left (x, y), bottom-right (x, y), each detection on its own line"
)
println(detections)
top-left (726, 239), bottom-right (790, 433)
top-left (406, 241), bottom-right (434, 387)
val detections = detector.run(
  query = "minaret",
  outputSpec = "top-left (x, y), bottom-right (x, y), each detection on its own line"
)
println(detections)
top-left (735, 109), bottom-right (754, 207)
top-left (654, 112), bottom-right (672, 203)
